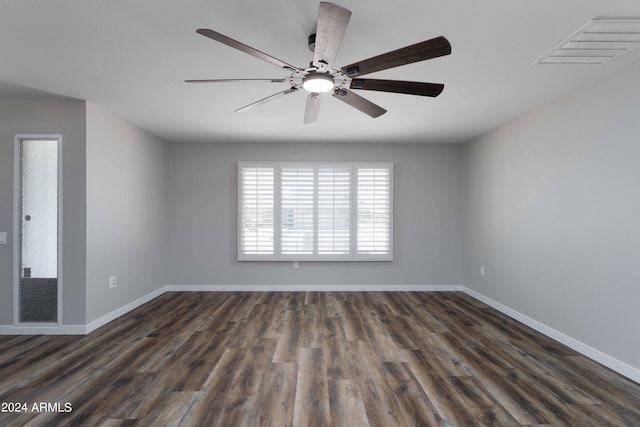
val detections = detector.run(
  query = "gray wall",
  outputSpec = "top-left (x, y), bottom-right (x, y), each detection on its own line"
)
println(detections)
top-left (463, 60), bottom-right (640, 369)
top-left (0, 100), bottom-right (87, 325)
top-left (168, 142), bottom-right (464, 287)
top-left (86, 103), bottom-right (169, 323)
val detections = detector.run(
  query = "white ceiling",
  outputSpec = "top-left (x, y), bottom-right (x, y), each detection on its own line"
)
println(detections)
top-left (2, 0), bottom-right (640, 143)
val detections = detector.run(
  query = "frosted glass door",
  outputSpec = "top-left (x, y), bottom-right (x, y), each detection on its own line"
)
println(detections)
top-left (19, 137), bottom-right (58, 323)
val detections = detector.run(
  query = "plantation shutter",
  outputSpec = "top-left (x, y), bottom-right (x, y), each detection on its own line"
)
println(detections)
top-left (356, 166), bottom-right (391, 257)
top-left (280, 165), bottom-right (315, 255)
top-left (317, 165), bottom-right (351, 255)
top-left (238, 165), bottom-right (275, 259)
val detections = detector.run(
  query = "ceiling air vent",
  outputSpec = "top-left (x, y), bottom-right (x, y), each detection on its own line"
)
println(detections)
top-left (532, 18), bottom-right (640, 65)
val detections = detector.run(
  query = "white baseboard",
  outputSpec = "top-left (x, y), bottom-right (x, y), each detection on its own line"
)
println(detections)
top-left (462, 286), bottom-right (640, 384)
top-left (0, 324), bottom-right (87, 335)
top-left (85, 286), bottom-right (168, 334)
top-left (166, 284), bottom-right (464, 292)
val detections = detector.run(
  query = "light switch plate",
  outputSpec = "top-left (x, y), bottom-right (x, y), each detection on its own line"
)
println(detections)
top-left (0, 232), bottom-right (6, 244)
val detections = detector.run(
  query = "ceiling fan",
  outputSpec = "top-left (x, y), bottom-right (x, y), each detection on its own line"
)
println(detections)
top-left (186, 2), bottom-right (451, 124)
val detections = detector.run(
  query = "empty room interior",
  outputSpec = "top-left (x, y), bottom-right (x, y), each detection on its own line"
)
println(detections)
top-left (1, 1), bottom-right (640, 425)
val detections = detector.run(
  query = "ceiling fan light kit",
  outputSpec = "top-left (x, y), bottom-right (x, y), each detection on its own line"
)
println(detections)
top-left (186, 2), bottom-right (451, 124)
top-left (302, 73), bottom-right (335, 93)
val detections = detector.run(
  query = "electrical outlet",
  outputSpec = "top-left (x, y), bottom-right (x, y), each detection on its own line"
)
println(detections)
top-left (480, 266), bottom-right (485, 277)
top-left (109, 275), bottom-right (117, 288)
top-left (293, 261), bottom-right (299, 269)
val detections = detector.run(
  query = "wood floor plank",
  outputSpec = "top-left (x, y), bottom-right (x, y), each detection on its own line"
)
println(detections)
top-left (401, 349), bottom-right (480, 426)
top-left (395, 295), bottom-right (450, 333)
top-left (387, 374), bottom-right (444, 426)
top-left (372, 304), bottom-right (420, 350)
top-left (359, 378), bottom-right (408, 427)
top-left (0, 336), bottom-right (78, 390)
top-left (1, 291), bottom-right (639, 426)
top-left (303, 302), bottom-right (325, 348)
top-left (325, 337), bottom-right (365, 380)
top-left (157, 331), bottom-right (225, 392)
top-left (338, 299), bottom-right (369, 342)
top-left (542, 356), bottom-right (640, 425)
top-left (178, 348), bottom-right (243, 426)
top-left (139, 391), bottom-right (199, 427)
top-left (272, 309), bottom-right (304, 363)
top-left (328, 379), bottom-right (369, 427)
top-left (287, 292), bottom-right (304, 311)
top-left (324, 293), bottom-right (343, 318)
top-left (443, 341), bottom-right (552, 425)
top-left (358, 308), bottom-right (400, 362)
top-left (449, 375), bottom-right (522, 426)
top-left (197, 293), bottom-right (246, 332)
top-left (265, 299), bottom-right (290, 338)
top-left (255, 362), bottom-right (297, 427)
top-left (200, 338), bottom-right (279, 426)
top-left (293, 347), bottom-right (330, 427)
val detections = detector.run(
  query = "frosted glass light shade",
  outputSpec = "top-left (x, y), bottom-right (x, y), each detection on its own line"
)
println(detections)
top-left (302, 73), bottom-right (334, 93)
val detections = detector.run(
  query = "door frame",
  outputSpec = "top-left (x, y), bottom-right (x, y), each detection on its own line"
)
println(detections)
top-left (13, 134), bottom-right (63, 326)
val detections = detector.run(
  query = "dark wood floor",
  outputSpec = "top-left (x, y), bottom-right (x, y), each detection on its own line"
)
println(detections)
top-left (1, 292), bottom-right (639, 426)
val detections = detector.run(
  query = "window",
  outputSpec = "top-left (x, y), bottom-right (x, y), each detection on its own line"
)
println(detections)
top-left (238, 162), bottom-right (393, 261)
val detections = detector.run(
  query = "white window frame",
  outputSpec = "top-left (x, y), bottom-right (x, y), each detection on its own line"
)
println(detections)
top-left (238, 161), bottom-right (393, 261)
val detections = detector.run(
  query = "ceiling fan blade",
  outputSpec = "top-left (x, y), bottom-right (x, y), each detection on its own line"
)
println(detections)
top-left (341, 36), bottom-right (451, 78)
top-left (303, 93), bottom-right (322, 124)
top-left (332, 88), bottom-right (386, 118)
top-left (350, 79), bottom-right (444, 97)
top-left (313, 2), bottom-right (352, 69)
top-left (235, 88), bottom-right (298, 112)
top-left (185, 78), bottom-right (286, 83)
top-left (196, 29), bottom-right (299, 71)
